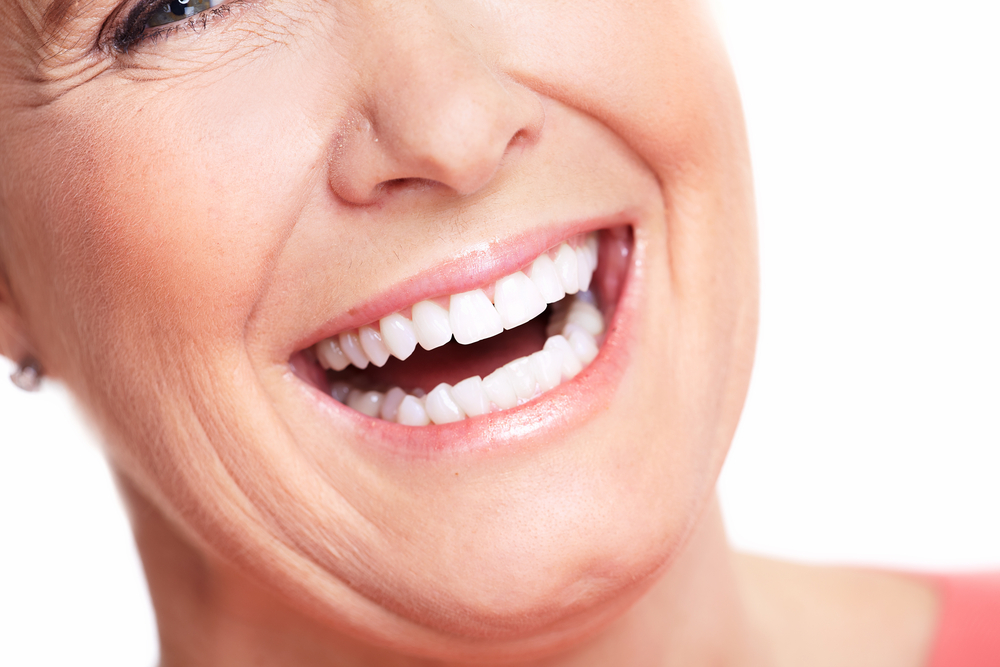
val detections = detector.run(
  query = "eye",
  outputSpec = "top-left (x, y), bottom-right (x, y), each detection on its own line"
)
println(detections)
top-left (146, 0), bottom-right (218, 27)
top-left (110, 0), bottom-right (231, 50)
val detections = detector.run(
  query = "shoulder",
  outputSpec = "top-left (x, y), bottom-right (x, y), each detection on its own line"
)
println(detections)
top-left (734, 554), bottom-right (940, 667)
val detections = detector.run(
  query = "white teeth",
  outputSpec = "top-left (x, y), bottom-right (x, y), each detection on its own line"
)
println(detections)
top-left (451, 376), bottom-right (491, 417)
top-left (553, 244), bottom-right (580, 294)
top-left (316, 338), bottom-right (351, 371)
top-left (396, 395), bottom-right (431, 426)
top-left (529, 349), bottom-right (561, 392)
top-left (315, 232), bottom-right (610, 424)
top-left (379, 313), bottom-right (418, 360)
top-left (380, 387), bottom-right (407, 422)
top-left (425, 383), bottom-right (466, 424)
top-left (359, 325), bottom-right (390, 367)
top-left (450, 289), bottom-right (503, 344)
top-left (575, 246), bottom-right (592, 292)
top-left (504, 357), bottom-right (537, 401)
top-left (568, 328), bottom-right (599, 365)
top-left (339, 330), bottom-right (369, 369)
top-left (566, 300), bottom-right (605, 337)
top-left (326, 296), bottom-right (606, 423)
top-left (493, 271), bottom-right (547, 330)
top-left (585, 234), bottom-right (598, 270)
top-left (348, 389), bottom-right (384, 417)
top-left (543, 335), bottom-right (583, 379)
top-left (412, 300), bottom-right (453, 350)
top-left (482, 367), bottom-right (519, 410)
top-left (529, 254), bottom-right (566, 303)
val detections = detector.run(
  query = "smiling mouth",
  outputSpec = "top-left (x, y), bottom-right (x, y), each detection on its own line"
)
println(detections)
top-left (293, 226), bottom-right (633, 426)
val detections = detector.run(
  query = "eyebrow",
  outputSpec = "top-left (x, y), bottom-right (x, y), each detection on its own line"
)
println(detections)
top-left (40, 0), bottom-right (98, 38)
top-left (43, 0), bottom-right (78, 29)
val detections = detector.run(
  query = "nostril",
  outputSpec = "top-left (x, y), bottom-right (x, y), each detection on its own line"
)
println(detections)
top-left (376, 177), bottom-right (437, 197)
top-left (509, 128), bottom-right (531, 147)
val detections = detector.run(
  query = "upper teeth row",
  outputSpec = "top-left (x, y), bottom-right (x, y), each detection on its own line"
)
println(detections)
top-left (314, 234), bottom-right (599, 371)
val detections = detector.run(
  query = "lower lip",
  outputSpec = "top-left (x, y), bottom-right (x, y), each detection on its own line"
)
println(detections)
top-left (295, 228), bottom-right (643, 459)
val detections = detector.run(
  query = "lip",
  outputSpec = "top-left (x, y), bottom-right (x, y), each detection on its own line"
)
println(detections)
top-left (289, 217), bottom-right (645, 459)
top-left (284, 210), bottom-right (639, 359)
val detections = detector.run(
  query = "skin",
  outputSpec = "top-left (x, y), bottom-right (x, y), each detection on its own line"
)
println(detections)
top-left (0, 0), bottom-right (939, 664)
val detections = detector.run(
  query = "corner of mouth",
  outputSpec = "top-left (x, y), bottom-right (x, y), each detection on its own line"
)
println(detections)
top-left (290, 223), bottom-right (637, 437)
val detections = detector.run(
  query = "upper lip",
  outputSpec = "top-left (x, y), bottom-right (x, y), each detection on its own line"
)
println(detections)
top-left (285, 210), bottom-right (637, 358)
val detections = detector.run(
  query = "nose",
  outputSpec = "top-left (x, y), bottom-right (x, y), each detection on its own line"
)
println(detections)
top-left (328, 5), bottom-right (544, 204)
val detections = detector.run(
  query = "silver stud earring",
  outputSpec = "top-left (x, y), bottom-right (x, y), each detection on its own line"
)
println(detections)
top-left (10, 356), bottom-right (42, 392)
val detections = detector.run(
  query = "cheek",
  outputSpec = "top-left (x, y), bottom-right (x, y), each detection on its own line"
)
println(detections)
top-left (23, 57), bottom-right (334, 373)
top-left (0, 63), bottom-right (341, 503)
top-left (531, 0), bottom-right (756, 434)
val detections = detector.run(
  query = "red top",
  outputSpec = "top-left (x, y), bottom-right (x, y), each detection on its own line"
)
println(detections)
top-left (926, 573), bottom-right (1000, 667)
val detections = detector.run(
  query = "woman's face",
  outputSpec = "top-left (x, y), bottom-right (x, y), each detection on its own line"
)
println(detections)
top-left (0, 0), bottom-right (756, 658)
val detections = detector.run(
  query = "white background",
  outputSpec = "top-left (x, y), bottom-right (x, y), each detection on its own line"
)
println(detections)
top-left (2, 1), bottom-right (998, 664)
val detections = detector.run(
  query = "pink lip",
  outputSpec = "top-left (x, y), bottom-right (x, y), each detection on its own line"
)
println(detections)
top-left (284, 210), bottom-right (639, 359)
top-left (291, 219), bottom-right (644, 459)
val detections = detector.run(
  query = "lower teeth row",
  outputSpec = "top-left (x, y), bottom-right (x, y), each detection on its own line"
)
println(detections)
top-left (330, 293), bottom-right (606, 425)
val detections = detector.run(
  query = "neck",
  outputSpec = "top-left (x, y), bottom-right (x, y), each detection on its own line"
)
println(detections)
top-left (120, 478), bottom-right (766, 667)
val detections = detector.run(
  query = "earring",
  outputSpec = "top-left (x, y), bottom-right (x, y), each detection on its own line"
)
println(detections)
top-left (10, 356), bottom-right (42, 392)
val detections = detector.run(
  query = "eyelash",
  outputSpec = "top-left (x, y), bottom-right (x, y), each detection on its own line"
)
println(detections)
top-left (111, 0), bottom-right (241, 52)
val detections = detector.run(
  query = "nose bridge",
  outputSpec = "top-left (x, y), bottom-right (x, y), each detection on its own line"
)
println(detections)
top-left (330, 0), bottom-right (543, 202)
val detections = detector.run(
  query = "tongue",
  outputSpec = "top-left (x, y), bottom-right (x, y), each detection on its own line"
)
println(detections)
top-left (344, 312), bottom-right (548, 392)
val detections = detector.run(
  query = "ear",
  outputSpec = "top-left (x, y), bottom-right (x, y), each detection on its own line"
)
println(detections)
top-left (0, 273), bottom-right (32, 365)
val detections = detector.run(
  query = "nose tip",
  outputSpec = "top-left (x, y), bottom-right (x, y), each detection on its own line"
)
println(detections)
top-left (396, 84), bottom-right (541, 197)
top-left (327, 34), bottom-right (544, 205)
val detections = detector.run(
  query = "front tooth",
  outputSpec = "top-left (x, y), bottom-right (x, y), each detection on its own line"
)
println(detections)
top-left (529, 350), bottom-right (562, 392)
top-left (504, 357), bottom-right (537, 400)
top-left (529, 254), bottom-right (566, 304)
top-left (396, 395), bottom-right (430, 426)
top-left (348, 389), bottom-right (384, 417)
top-left (493, 271), bottom-right (547, 330)
top-left (339, 330), bottom-right (370, 369)
top-left (411, 301), bottom-right (453, 350)
top-left (566, 301), bottom-right (605, 337)
top-left (380, 387), bottom-right (407, 422)
top-left (316, 338), bottom-right (351, 371)
top-left (425, 383), bottom-right (466, 424)
top-left (450, 290), bottom-right (503, 344)
top-left (575, 246), bottom-right (593, 292)
top-left (553, 244), bottom-right (580, 294)
top-left (543, 335), bottom-right (583, 379)
top-left (451, 376), bottom-right (491, 417)
top-left (482, 367), bottom-right (519, 410)
top-left (359, 325), bottom-right (390, 367)
top-left (585, 233), bottom-right (599, 270)
top-left (568, 329), bottom-right (599, 365)
top-left (379, 313), bottom-right (418, 360)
